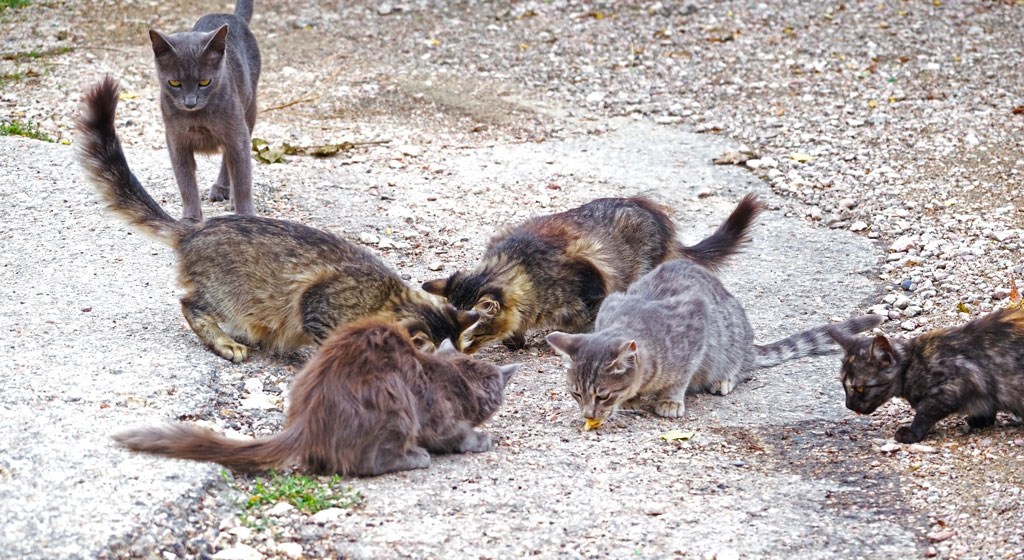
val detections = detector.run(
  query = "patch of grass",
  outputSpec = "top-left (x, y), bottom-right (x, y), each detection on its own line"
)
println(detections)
top-left (0, 0), bottom-right (30, 11)
top-left (221, 470), bottom-right (362, 530)
top-left (0, 119), bottom-right (53, 142)
top-left (3, 46), bottom-right (73, 62)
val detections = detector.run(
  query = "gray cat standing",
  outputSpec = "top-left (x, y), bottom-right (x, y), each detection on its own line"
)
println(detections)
top-left (149, 0), bottom-right (261, 220)
top-left (547, 258), bottom-right (883, 429)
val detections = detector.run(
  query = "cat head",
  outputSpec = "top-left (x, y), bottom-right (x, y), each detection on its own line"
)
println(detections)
top-left (423, 272), bottom-right (518, 353)
top-left (828, 328), bottom-right (901, 414)
top-left (149, 25), bottom-right (229, 111)
top-left (399, 300), bottom-right (480, 353)
top-left (546, 331), bottom-right (641, 426)
top-left (430, 346), bottom-right (521, 424)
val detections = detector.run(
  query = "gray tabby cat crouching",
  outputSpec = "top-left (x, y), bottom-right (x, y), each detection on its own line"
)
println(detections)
top-left (547, 258), bottom-right (884, 430)
top-left (150, 0), bottom-right (260, 219)
top-left (114, 320), bottom-right (520, 477)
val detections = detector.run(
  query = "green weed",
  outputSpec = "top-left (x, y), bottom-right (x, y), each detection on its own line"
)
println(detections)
top-left (0, 0), bottom-right (30, 11)
top-left (220, 470), bottom-right (362, 530)
top-left (0, 119), bottom-right (53, 142)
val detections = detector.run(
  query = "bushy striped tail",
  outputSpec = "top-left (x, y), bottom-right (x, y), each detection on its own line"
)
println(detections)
top-left (678, 193), bottom-right (762, 272)
top-left (112, 423), bottom-right (299, 473)
top-left (753, 314), bottom-right (884, 368)
top-left (77, 77), bottom-right (193, 248)
top-left (234, 0), bottom-right (254, 22)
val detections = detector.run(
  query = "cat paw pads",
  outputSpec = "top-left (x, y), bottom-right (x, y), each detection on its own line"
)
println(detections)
top-left (654, 400), bottom-right (685, 418)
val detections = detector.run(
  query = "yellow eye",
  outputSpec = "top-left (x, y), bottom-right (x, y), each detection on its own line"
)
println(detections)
top-left (198, 79), bottom-right (211, 87)
top-left (855, 386), bottom-right (864, 393)
top-left (168, 80), bottom-right (181, 87)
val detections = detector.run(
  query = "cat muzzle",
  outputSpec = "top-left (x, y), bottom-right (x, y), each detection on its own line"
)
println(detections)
top-left (183, 95), bottom-right (199, 109)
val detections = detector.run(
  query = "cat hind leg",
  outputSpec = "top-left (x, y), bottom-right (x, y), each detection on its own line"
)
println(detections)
top-left (457, 430), bottom-right (493, 453)
top-left (181, 294), bottom-right (250, 362)
top-left (374, 446), bottom-right (430, 475)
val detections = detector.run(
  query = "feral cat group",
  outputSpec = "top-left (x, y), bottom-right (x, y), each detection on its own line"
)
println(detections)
top-left (77, 2), bottom-right (1020, 480)
top-left (114, 320), bottom-right (519, 476)
top-left (150, 0), bottom-right (261, 220)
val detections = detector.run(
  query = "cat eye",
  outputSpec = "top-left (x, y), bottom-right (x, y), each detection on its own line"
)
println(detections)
top-left (198, 79), bottom-right (211, 87)
top-left (855, 386), bottom-right (865, 393)
top-left (596, 392), bottom-right (611, 402)
top-left (168, 80), bottom-right (181, 87)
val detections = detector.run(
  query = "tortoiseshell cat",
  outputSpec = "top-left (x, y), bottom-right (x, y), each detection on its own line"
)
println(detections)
top-left (829, 308), bottom-right (1024, 443)
top-left (113, 320), bottom-right (520, 476)
top-left (424, 194), bottom-right (761, 353)
top-left (547, 259), bottom-right (883, 429)
top-left (78, 78), bottom-right (476, 362)
top-left (150, 0), bottom-right (261, 219)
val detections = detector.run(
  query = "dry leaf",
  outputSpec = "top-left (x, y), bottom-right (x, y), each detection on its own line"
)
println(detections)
top-left (956, 301), bottom-right (969, 313)
top-left (661, 429), bottom-right (696, 441)
top-left (790, 152), bottom-right (815, 163)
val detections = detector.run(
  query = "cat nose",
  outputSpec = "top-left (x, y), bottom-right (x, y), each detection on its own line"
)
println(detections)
top-left (183, 95), bottom-right (198, 108)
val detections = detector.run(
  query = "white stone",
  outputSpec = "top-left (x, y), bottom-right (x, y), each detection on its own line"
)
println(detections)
top-left (849, 221), bottom-right (869, 232)
top-left (428, 262), bottom-right (444, 271)
top-left (901, 320), bottom-right (918, 331)
top-left (240, 392), bottom-right (279, 410)
top-left (654, 115), bottom-right (683, 125)
top-left (267, 501), bottom-right (295, 516)
top-left (377, 4), bottom-right (393, 15)
top-left (586, 91), bottom-right (606, 103)
top-left (312, 507), bottom-right (347, 523)
top-left (889, 235), bottom-right (918, 253)
top-left (904, 306), bottom-right (921, 318)
top-left (213, 545), bottom-right (263, 560)
top-left (277, 543), bottom-right (303, 559)
top-left (397, 145), bottom-right (422, 157)
top-left (879, 442), bottom-right (900, 453)
top-left (869, 304), bottom-right (889, 315)
top-left (894, 295), bottom-right (911, 309)
top-left (377, 237), bottom-right (395, 249)
top-left (358, 232), bottom-right (380, 245)
top-left (242, 379), bottom-right (263, 394)
top-left (227, 526), bottom-right (252, 540)
top-left (990, 230), bottom-right (1016, 242)
top-left (759, 156), bottom-right (778, 168)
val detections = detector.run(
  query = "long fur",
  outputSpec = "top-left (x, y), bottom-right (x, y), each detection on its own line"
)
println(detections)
top-left (233, 0), bottom-right (254, 22)
top-left (114, 320), bottom-right (519, 476)
top-left (676, 193), bottom-right (761, 272)
top-left (77, 77), bottom-right (193, 247)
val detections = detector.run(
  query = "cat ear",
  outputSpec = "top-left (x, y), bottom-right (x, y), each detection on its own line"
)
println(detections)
top-left (436, 338), bottom-right (457, 354)
top-left (410, 331), bottom-right (436, 353)
top-left (204, 24), bottom-right (229, 56)
top-left (868, 335), bottom-right (895, 367)
top-left (498, 363), bottom-right (521, 385)
top-left (826, 326), bottom-right (855, 353)
top-left (546, 331), bottom-right (582, 359)
top-left (149, 30), bottom-right (175, 58)
top-left (422, 278), bottom-right (448, 297)
top-left (613, 340), bottom-right (638, 371)
top-left (474, 296), bottom-right (500, 319)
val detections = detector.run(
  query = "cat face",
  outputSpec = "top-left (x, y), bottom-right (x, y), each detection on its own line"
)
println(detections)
top-left (423, 274), bottom-right (513, 353)
top-left (546, 332), bottom-right (640, 424)
top-left (149, 26), bottom-right (228, 112)
top-left (830, 332), bottom-right (900, 414)
top-left (432, 347), bottom-right (520, 423)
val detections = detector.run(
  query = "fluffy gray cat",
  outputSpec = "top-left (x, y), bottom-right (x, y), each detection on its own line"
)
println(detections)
top-left (149, 0), bottom-right (261, 220)
top-left (546, 259), bottom-right (883, 429)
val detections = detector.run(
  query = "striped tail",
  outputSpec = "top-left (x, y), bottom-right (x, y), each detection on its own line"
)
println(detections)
top-left (112, 423), bottom-right (299, 473)
top-left (753, 314), bottom-right (884, 368)
top-left (77, 77), bottom-right (194, 247)
top-left (234, 0), bottom-right (254, 22)
top-left (678, 193), bottom-right (762, 272)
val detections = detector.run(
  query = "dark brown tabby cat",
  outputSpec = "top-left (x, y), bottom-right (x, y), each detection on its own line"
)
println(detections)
top-left (829, 308), bottom-right (1024, 443)
top-left (424, 194), bottom-right (761, 353)
top-left (113, 320), bottom-right (520, 476)
top-left (150, 0), bottom-right (261, 219)
top-left (77, 77), bottom-right (477, 362)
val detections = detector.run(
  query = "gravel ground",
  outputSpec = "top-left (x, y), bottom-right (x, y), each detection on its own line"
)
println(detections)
top-left (1, 0), bottom-right (1022, 558)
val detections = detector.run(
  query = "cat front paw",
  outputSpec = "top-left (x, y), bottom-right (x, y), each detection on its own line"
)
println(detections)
top-left (894, 425), bottom-right (924, 443)
top-left (458, 430), bottom-right (492, 453)
top-left (213, 338), bottom-right (250, 363)
top-left (209, 183), bottom-right (230, 202)
top-left (620, 397), bottom-right (644, 411)
top-left (654, 399), bottom-right (685, 418)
